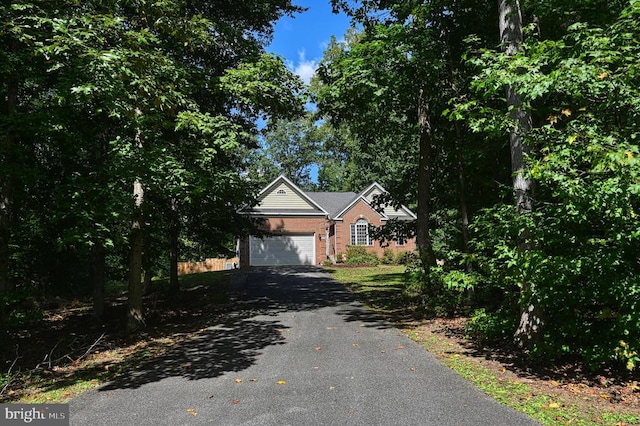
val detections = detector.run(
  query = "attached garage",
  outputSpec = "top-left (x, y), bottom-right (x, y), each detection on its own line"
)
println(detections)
top-left (249, 234), bottom-right (315, 266)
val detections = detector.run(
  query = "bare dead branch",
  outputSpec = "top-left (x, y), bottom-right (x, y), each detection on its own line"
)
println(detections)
top-left (76, 333), bottom-right (106, 363)
top-left (0, 345), bottom-right (21, 397)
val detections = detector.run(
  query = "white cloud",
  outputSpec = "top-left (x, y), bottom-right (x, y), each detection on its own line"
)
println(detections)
top-left (289, 50), bottom-right (318, 85)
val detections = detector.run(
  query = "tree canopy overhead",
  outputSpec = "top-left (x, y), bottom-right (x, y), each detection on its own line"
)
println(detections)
top-left (1, 0), bottom-right (639, 374)
top-left (0, 0), bottom-right (306, 332)
top-left (308, 0), bottom-right (640, 371)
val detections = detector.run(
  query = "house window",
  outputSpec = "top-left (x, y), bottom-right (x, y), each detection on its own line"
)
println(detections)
top-left (276, 189), bottom-right (287, 195)
top-left (350, 219), bottom-right (372, 246)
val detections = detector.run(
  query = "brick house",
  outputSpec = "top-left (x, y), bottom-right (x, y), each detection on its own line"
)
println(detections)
top-left (238, 175), bottom-right (416, 267)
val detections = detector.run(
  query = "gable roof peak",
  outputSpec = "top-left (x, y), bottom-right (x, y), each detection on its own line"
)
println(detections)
top-left (359, 181), bottom-right (386, 197)
top-left (255, 175), bottom-right (328, 215)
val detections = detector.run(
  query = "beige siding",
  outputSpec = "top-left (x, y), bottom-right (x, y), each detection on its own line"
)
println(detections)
top-left (383, 205), bottom-right (410, 218)
top-left (259, 183), bottom-right (317, 210)
top-left (363, 187), bottom-right (411, 219)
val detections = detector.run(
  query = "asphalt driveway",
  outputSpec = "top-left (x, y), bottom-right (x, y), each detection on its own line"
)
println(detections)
top-left (70, 267), bottom-right (539, 425)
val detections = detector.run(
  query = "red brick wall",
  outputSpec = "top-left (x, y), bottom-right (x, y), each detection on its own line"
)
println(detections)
top-left (333, 200), bottom-right (416, 259)
top-left (240, 205), bottom-right (416, 267)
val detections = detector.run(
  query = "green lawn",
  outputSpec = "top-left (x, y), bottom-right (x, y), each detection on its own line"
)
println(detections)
top-left (324, 265), bottom-right (415, 322)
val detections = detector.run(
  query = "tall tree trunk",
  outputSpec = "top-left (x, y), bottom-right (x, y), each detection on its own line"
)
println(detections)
top-left (127, 116), bottom-right (145, 332)
top-left (168, 198), bottom-right (180, 295)
top-left (499, 0), bottom-right (542, 348)
top-left (128, 179), bottom-right (145, 331)
top-left (416, 85), bottom-right (437, 274)
top-left (91, 241), bottom-right (106, 320)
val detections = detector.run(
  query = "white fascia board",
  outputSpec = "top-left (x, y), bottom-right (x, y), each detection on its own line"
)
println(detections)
top-left (359, 182), bottom-right (385, 198)
top-left (333, 195), bottom-right (389, 221)
top-left (246, 212), bottom-right (327, 217)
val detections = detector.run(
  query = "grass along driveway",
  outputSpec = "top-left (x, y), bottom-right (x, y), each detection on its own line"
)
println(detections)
top-left (325, 265), bottom-right (640, 426)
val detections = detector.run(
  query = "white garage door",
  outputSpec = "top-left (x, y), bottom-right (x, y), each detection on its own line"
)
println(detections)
top-left (249, 234), bottom-right (315, 266)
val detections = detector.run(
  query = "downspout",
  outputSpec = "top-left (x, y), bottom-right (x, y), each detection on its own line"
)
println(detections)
top-left (334, 222), bottom-right (338, 260)
top-left (325, 227), bottom-right (330, 259)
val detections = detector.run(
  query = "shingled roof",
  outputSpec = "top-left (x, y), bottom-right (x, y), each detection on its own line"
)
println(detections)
top-left (242, 175), bottom-right (416, 221)
top-left (304, 191), bottom-right (358, 218)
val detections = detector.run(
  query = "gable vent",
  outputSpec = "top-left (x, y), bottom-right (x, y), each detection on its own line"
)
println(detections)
top-left (276, 189), bottom-right (287, 195)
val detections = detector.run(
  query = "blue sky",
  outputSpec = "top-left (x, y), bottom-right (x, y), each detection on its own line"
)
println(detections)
top-left (267, 1), bottom-right (352, 84)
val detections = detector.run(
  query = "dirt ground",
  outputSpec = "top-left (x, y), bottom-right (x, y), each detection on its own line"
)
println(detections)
top-left (407, 317), bottom-right (640, 423)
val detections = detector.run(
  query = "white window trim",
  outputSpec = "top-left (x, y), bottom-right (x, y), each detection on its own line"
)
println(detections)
top-left (350, 219), bottom-right (372, 246)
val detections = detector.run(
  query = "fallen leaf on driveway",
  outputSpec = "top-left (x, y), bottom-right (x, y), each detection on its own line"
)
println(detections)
top-left (277, 380), bottom-right (287, 385)
top-left (410, 367), bottom-right (416, 371)
top-left (234, 378), bottom-right (242, 383)
top-left (352, 343), bottom-right (359, 347)
top-left (186, 408), bottom-right (197, 416)
top-left (232, 400), bottom-right (240, 405)
top-left (394, 345), bottom-right (405, 350)
top-left (315, 346), bottom-right (322, 351)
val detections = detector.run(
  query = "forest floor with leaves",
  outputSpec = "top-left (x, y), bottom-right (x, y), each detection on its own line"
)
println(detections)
top-left (327, 265), bottom-right (640, 426)
top-left (1, 266), bottom-right (639, 425)
top-left (409, 318), bottom-right (640, 425)
top-left (0, 271), bottom-right (235, 404)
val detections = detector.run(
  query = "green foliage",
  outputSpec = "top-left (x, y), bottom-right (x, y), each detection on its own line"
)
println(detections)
top-left (381, 248), bottom-right (396, 265)
top-left (378, 248), bottom-right (414, 266)
top-left (0, 0), bottom-right (306, 335)
top-left (344, 245), bottom-right (379, 266)
top-left (395, 250), bottom-right (417, 265)
top-left (221, 53), bottom-right (306, 121)
top-left (323, 0), bottom-right (640, 371)
top-left (614, 340), bottom-right (640, 372)
top-left (460, 2), bottom-right (640, 367)
top-left (0, 372), bottom-right (9, 390)
top-left (1, 289), bottom-right (43, 330)
top-left (246, 115), bottom-right (322, 189)
top-left (314, 24), bottom-right (424, 203)
top-left (464, 308), bottom-right (519, 344)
